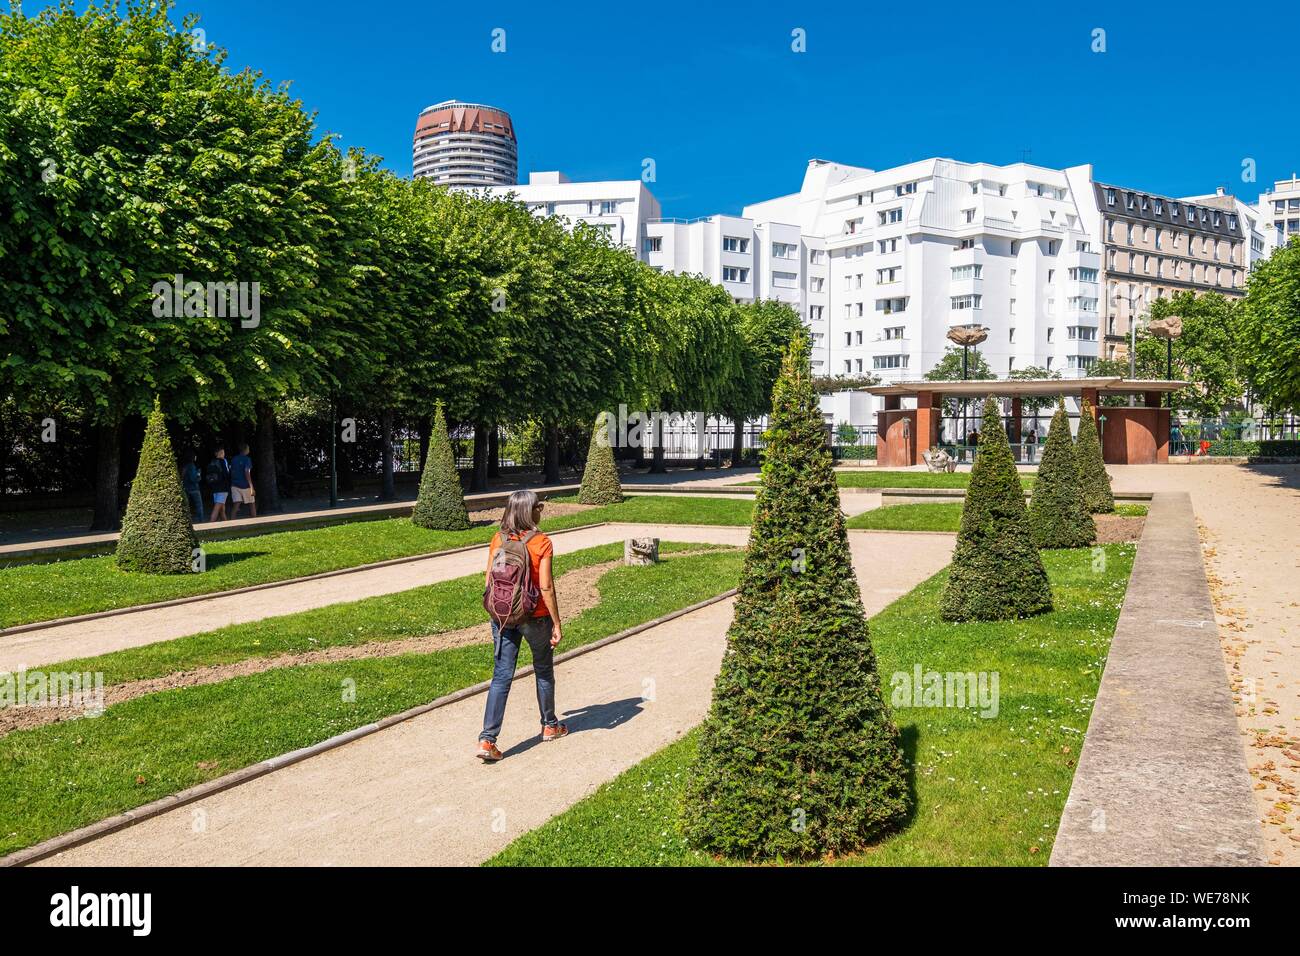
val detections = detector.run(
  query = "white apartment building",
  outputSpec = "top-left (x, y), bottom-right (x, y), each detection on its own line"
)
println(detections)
top-left (481, 171), bottom-right (661, 254)
top-left (743, 158), bottom-right (1103, 383)
top-left (1257, 173), bottom-right (1300, 253)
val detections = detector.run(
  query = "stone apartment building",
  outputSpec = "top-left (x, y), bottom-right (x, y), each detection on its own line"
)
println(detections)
top-left (1094, 182), bottom-right (1248, 361)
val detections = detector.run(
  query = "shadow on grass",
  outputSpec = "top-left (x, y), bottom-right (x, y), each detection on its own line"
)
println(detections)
top-left (200, 550), bottom-right (271, 572)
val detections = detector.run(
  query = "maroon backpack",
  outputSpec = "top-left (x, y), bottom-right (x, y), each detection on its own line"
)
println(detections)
top-left (483, 531), bottom-right (541, 627)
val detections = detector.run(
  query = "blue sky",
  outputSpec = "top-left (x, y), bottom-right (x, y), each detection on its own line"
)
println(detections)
top-left (39, 0), bottom-right (1300, 217)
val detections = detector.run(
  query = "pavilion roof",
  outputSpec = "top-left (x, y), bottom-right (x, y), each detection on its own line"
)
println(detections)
top-left (866, 377), bottom-right (1188, 398)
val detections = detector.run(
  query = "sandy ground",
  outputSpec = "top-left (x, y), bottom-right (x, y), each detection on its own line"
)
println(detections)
top-left (0, 523), bottom-right (752, 673)
top-left (36, 529), bottom-right (954, 866)
top-left (0, 556), bottom-right (642, 737)
top-left (1110, 464), bottom-right (1300, 865)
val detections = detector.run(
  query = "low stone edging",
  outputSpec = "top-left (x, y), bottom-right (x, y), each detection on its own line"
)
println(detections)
top-left (1050, 491), bottom-right (1264, 867)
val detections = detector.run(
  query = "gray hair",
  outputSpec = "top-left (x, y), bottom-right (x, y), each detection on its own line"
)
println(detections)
top-left (501, 489), bottom-right (541, 536)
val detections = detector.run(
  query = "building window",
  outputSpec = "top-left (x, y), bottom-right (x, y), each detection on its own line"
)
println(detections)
top-left (1009, 327), bottom-right (1016, 343)
top-left (958, 238), bottom-right (975, 250)
top-left (950, 294), bottom-right (982, 310)
top-left (884, 326), bottom-right (906, 340)
top-left (1069, 267), bottom-right (1099, 282)
top-left (877, 267), bottom-right (900, 284)
top-left (878, 208), bottom-right (903, 225)
top-left (772, 242), bottom-right (797, 258)
top-left (951, 264), bottom-right (983, 280)
top-left (896, 182), bottom-right (917, 196)
top-left (878, 237), bottom-right (900, 254)
top-left (643, 237), bottom-right (662, 253)
top-left (809, 250), bottom-right (826, 265)
top-left (772, 271), bottom-right (797, 289)
top-left (876, 297), bottom-right (908, 314)
top-left (873, 354), bottom-right (909, 370)
top-left (721, 266), bottom-right (749, 282)
top-left (722, 236), bottom-right (749, 253)
top-left (855, 330), bottom-right (863, 345)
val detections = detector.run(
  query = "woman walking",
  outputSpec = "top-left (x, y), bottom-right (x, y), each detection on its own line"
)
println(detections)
top-left (476, 490), bottom-right (567, 762)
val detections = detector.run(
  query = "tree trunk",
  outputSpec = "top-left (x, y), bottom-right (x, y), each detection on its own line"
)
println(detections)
top-left (544, 423), bottom-right (560, 484)
top-left (470, 422), bottom-right (489, 492)
top-left (695, 413), bottom-right (708, 470)
top-left (254, 402), bottom-right (281, 512)
top-left (487, 424), bottom-right (500, 480)
top-left (418, 422), bottom-right (430, 473)
top-left (650, 415), bottom-right (666, 473)
top-left (731, 415), bottom-right (745, 468)
top-left (90, 416), bottom-right (122, 531)
top-left (379, 407), bottom-right (396, 500)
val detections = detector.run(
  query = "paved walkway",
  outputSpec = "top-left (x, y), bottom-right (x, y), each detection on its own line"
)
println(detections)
top-left (0, 523), bottom-right (750, 672)
top-left (1051, 492), bottom-right (1262, 866)
top-left (35, 530), bottom-right (953, 866)
top-left (1110, 464), bottom-right (1300, 866)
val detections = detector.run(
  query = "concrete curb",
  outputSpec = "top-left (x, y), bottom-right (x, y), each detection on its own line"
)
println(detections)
top-left (1050, 491), bottom-right (1265, 867)
top-left (0, 522), bottom-right (610, 638)
top-left (0, 585), bottom-right (738, 867)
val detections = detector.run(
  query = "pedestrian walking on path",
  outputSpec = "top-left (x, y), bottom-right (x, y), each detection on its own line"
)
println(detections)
top-left (205, 447), bottom-right (232, 522)
top-left (229, 443), bottom-right (257, 519)
top-left (477, 490), bottom-right (567, 762)
top-left (180, 451), bottom-right (204, 522)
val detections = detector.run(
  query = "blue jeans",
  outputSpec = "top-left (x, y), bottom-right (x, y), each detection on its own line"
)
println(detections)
top-left (185, 489), bottom-right (204, 522)
top-left (479, 616), bottom-right (557, 743)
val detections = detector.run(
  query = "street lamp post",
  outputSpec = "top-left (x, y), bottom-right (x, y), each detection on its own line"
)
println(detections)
top-left (946, 325), bottom-right (990, 452)
top-left (1148, 314), bottom-right (1183, 408)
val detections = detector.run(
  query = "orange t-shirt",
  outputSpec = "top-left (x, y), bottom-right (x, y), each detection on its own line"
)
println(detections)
top-left (487, 530), bottom-right (553, 618)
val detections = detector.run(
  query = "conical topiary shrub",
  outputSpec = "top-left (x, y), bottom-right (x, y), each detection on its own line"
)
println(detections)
top-left (1028, 402), bottom-right (1096, 549)
top-left (116, 398), bottom-right (199, 574)
top-left (577, 413), bottom-right (623, 505)
top-left (941, 396), bottom-right (1053, 621)
top-left (411, 402), bottom-right (469, 530)
top-left (1075, 398), bottom-right (1114, 513)
top-left (683, 331), bottom-right (910, 860)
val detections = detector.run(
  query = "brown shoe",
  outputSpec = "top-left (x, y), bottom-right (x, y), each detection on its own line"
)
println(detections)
top-left (541, 723), bottom-right (569, 742)
top-left (476, 740), bottom-right (503, 762)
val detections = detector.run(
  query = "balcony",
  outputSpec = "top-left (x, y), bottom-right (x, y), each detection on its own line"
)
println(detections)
top-left (872, 336), bottom-right (910, 354)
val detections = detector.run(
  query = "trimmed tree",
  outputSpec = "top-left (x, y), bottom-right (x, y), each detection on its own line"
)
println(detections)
top-left (1028, 402), bottom-right (1096, 549)
top-left (115, 400), bottom-right (198, 574)
top-left (683, 332), bottom-right (910, 860)
top-left (1075, 398), bottom-right (1114, 513)
top-left (411, 403), bottom-right (469, 530)
top-left (941, 397), bottom-right (1053, 621)
top-left (577, 414), bottom-right (623, 504)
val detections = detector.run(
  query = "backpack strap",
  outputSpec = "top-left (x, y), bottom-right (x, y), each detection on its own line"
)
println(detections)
top-left (520, 530), bottom-right (538, 545)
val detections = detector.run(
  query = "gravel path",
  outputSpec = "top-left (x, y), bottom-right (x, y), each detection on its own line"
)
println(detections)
top-left (1110, 464), bottom-right (1300, 866)
top-left (34, 530), bottom-right (955, 867)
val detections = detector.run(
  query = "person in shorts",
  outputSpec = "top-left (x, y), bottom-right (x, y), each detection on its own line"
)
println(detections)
top-left (207, 446), bottom-right (232, 521)
top-left (229, 443), bottom-right (256, 519)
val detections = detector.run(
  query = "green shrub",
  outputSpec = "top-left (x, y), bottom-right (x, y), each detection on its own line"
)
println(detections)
top-left (1259, 439), bottom-right (1300, 457)
top-left (410, 402), bottom-right (469, 530)
top-left (577, 414), bottom-right (624, 504)
top-left (1028, 403), bottom-right (1096, 549)
top-left (683, 332), bottom-right (910, 860)
top-left (1207, 438), bottom-right (1257, 456)
top-left (941, 397), bottom-right (1053, 621)
top-left (1075, 398), bottom-right (1114, 513)
top-left (115, 399), bottom-right (198, 574)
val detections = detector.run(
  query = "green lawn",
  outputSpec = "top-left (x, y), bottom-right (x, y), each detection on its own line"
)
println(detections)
top-left (487, 544), bottom-right (1135, 867)
top-left (847, 501), bottom-right (1148, 533)
top-left (0, 545), bottom-right (744, 857)
top-left (835, 470), bottom-right (1036, 490)
top-left (0, 494), bottom-right (753, 628)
